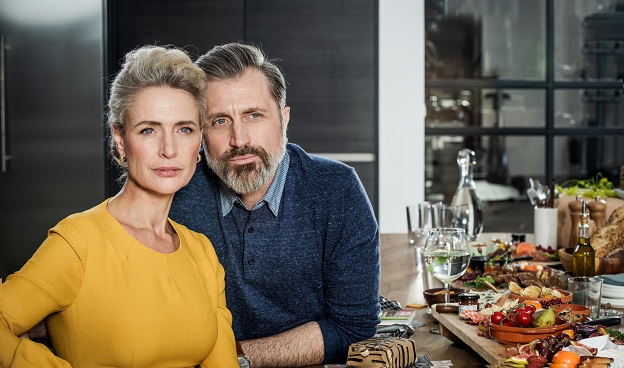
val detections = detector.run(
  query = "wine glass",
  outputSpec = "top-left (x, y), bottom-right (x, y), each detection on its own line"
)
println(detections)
top-left (423, 228), bottom-right (470, 305)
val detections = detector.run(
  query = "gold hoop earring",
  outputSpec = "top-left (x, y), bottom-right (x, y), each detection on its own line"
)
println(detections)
top-left (120, 155), bottom-right (127, 164)
top-left (196, 154), bottom-right (202, 163)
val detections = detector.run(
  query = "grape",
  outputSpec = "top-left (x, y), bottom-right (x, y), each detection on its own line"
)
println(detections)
top-left (553, 343), bottom-right (563, 352)
top-left (558, 334), bottom-right (571, 346)
top-left (535, 340), bottom-right (547, 351)
top-left (540, 348), bottom-right (554, 361)
top-left (546, 335), bottom-right (557, 346)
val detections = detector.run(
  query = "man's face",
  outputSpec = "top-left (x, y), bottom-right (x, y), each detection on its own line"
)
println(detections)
top-left (204, 69), bottom-right (290, 195)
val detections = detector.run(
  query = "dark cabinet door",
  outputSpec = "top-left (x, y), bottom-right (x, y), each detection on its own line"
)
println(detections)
top-left (245, 0), bottom-right (377, 211)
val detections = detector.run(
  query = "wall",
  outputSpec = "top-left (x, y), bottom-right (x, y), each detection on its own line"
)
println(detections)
top-left (378, 0), bottom-right (425, 233)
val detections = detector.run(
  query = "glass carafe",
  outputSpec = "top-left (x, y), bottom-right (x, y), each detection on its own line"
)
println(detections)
top-left (450, 149), bottom-right (484, 241)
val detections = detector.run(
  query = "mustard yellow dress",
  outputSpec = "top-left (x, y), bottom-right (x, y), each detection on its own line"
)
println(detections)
top-left (0, 200), bottom-right (237, 367)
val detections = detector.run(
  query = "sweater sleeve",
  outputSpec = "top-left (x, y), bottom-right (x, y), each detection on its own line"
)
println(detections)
top-left (316, 169), bottom-right (381, 363)
top-left (199, 237), bottom-right (238, 368)
top-left (0, 226), bottom-right (84, 367)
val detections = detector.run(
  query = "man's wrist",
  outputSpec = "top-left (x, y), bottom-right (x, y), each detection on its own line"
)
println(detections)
top-left (236, 341), bottom-right (251, 368)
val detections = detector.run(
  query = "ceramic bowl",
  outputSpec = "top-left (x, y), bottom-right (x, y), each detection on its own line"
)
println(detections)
top-left (509, 289), bottom-right (573, 304)
top-left (423, 287), bottom-right (467, 307)
top-left (488, 317), bottom-right (571, 345)
top-left (553, 303), bottom-right (590, 317)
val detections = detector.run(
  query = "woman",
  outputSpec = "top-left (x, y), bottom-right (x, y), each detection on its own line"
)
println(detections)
top-left (0, 45), bottom-right (238, 367)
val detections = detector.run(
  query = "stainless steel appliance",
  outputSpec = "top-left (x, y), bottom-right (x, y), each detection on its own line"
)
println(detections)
top-left (0, 0), bottom-right (104, 279)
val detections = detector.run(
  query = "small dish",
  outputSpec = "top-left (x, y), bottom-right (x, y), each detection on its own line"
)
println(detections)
top-left (553, 303), bottom-right (590, 317)
top-left (423, 287), bottom-right (467, 307)
top-left (509, 289), bottom-right (573, 304)
top-left (488, 317), bottom-right (571, 345)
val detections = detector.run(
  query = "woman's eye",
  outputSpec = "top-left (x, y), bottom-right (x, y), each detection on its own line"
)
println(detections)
top-left (141, 127), bottom-right (155, 135)
top-left (179, 126), bottom-right (193, 134)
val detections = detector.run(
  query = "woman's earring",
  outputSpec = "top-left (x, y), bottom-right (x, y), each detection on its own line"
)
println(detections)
top-left (196, 153), bottom-right (202, 163)
top-left (120, 155), bottom-right (127, 164)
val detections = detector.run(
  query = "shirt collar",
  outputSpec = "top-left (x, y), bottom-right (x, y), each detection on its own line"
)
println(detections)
top-left (219, 151), bottom-right (290, 217)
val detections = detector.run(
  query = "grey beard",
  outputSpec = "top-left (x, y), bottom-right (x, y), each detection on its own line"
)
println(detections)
top-left (206, 143), bottom-right (286, 195)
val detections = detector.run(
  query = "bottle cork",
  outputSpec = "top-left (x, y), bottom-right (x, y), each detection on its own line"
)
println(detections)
top-left (588, 196), bottom-right (607, 230)
top-left (568, 195), bottom-right (583, 248)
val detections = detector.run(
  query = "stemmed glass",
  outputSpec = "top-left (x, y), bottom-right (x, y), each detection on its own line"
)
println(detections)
top-left (423, 228), bottom-right (470, 305)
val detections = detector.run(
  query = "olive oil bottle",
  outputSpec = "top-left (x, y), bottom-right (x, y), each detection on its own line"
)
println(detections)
top-left (572, 200), bottom-right (595, 277)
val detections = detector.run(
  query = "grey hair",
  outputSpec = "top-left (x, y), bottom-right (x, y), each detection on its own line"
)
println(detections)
top-left (195, 42), bottom-right (287, 111)
top-left (106, 45), bottom-right (207, 173)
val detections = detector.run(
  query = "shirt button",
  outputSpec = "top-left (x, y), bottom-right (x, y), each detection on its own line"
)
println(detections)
top-left (248, 227), bottom-right (255, 233)
top-left (247, 259), bottom-right (256, 265)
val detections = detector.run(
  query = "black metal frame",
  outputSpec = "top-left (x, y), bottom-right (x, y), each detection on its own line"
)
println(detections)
top-left (424, 0), bottom-right (623, 184)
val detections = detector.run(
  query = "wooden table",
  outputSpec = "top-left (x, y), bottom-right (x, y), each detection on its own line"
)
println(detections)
top-left (380, 233), bottom-right (497, 367)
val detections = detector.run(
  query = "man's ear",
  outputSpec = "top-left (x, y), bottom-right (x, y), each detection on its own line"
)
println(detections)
top-left (282, 106), bottom-right (291, 130)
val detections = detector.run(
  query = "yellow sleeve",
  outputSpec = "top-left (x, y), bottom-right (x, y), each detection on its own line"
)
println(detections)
top-left (0, 225), bottom-right (84, 367)
top-left (200, 239), bottom-right (238, 368)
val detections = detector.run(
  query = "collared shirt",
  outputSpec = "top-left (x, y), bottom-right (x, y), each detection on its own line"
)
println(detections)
top-left (218, 152), bottom-right (290, 217)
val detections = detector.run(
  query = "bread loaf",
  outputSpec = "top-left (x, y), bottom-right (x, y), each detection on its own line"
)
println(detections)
top-left (346, 337), bottom-right (417, 368)
top-left (607, 205), bottom-right (624, 228)
top-left (591, 224), bottom-right (624, 257)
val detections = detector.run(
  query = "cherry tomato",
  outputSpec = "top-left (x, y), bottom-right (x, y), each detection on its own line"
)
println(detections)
top-left (490, 311), bottom-right (505, 325)
top-left (523, 304), bottom-right (536, 315)
top-left (503, 320), bottom-right (517, 327)
top-left (515, 311), bottom-right (532, 327)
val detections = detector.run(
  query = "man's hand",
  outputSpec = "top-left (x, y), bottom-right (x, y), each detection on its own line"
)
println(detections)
top-left (240, 321), bottom-right (324, 367)
top-left (19, 321), bottom-right (48, 340)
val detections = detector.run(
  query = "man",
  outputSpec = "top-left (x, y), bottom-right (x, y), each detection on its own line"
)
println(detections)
top-left (169, 42), bottom-right (380, 367)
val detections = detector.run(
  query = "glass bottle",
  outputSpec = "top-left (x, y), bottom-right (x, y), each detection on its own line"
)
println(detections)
top-left (572, 200), bottom-right (595, 277)
top-left (450, 149), bottom-right (484, 241)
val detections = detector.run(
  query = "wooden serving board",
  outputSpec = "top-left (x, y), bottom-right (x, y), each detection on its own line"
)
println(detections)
top-left (432, 306), bottom-right (507, 366)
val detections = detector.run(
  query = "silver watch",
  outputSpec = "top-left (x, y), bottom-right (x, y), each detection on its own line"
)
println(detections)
top-left (238, 355), bottom-right (250, 368)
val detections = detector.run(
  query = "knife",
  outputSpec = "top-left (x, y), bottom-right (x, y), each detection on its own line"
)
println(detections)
top-left (583, 316), bottom-right (621, 327)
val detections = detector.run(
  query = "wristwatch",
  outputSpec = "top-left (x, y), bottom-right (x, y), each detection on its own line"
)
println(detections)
top-left (236, 341), bottom-right (251, 368)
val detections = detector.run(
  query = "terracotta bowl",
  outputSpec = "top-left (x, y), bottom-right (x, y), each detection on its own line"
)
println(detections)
top-left (558, 246), bottom-right (624, 275)
top-left (509, 289), bottom-right (573, 304)
top-left (423, 287), bottom-right (467, 307)
top-left (488, 317), bottom-right (571, 345)
top-left (553, 304), bottom-right (590, 317)
top-left (558, 247), bottom-right (573, 273)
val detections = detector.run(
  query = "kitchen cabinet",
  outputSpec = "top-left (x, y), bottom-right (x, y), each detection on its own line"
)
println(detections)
top-left (0, 0), bottom-right (105, 278)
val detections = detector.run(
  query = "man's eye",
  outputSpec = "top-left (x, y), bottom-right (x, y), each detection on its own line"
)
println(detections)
top-left (250, 113), bottom-right (261, 119)
top-left (213, 118), bottom-right (227, 126)
top-left (141, 128), bottom-right (155, 135)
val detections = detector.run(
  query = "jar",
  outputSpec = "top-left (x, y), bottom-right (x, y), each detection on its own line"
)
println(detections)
top-left (458, 293), bottom-right (480, 319)
top-left (484, 260), bottom-right (500, 273)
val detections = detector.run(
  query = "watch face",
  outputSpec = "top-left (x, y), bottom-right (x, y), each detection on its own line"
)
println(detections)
top-left (238, 356), bottom-right (250, 368)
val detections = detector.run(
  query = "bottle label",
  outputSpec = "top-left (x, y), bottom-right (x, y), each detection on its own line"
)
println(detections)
top-left (458, 304), bottom-right (478, 319)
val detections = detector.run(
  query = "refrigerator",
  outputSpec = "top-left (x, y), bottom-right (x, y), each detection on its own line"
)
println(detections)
top-left (0, 0), bottom-right (105, 279)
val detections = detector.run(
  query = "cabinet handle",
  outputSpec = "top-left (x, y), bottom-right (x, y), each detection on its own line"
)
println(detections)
top-left (1, 34), bottom-right (9, 173)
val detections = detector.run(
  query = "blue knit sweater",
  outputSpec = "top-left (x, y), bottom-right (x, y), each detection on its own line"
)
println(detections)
top-left (170, 143), bottom-right (381, 363)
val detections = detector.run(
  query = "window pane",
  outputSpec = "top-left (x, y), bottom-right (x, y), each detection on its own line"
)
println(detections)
top-left (555, 0), bottom-right (623, 81)
top-left (426, 89), bottom-right (545, 128)
top-left (425, 0), bottom-right (546, 80)
top-left (425, 135), bottom-right (543, 232)
top-left (554, 136), bottom-right (623, 183)
top-left (555, 89), bottom-right (623, 128)
top-left (425, 135), bottom-right (544, 200)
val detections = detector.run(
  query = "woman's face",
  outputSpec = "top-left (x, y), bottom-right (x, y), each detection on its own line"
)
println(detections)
top-left (114, 86), bottom-right (202, 196)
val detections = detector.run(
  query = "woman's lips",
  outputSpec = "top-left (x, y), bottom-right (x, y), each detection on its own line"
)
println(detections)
top-left (154, 167), bottom-right (181, 177)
